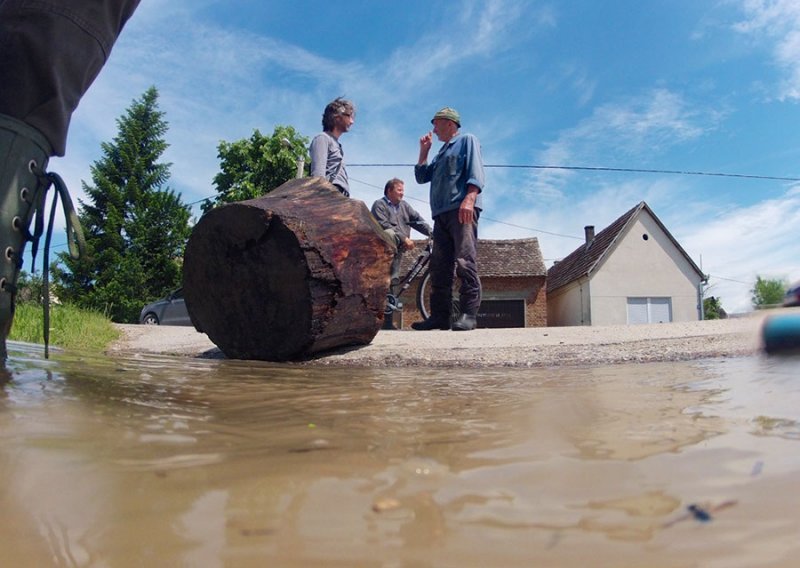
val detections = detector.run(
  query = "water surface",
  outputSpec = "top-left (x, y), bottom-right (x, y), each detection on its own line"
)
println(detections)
top-left (1, 343), bottom-right (799, 566)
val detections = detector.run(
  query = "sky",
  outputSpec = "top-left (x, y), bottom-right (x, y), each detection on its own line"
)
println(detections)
top-left (49, 0), bottom-right (800, 314)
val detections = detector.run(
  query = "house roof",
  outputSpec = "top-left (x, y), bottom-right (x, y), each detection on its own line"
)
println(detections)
top-left (479, 238), bottom-right (547, 277)
top-left (546, 201), bottom-right (707, 293)
top-left (399, 237), bottom-right (546, 278)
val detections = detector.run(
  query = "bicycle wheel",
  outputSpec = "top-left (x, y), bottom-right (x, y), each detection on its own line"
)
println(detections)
top-left (415, 269), bottom-right (462, 322)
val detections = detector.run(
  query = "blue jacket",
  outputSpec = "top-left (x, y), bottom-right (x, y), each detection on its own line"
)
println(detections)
top-left (414, 133), bottom-right (484, 218)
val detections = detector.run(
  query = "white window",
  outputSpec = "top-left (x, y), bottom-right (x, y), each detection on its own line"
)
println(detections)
top-left (627, 297), bottom-right (672, 324)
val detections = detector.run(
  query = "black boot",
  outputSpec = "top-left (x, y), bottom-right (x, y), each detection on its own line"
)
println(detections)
top-left (411, 316), bottom-right (450, 331)
top-left (382, 311), bottom-right (399, 330)
top-left (0, 115), bottom-right (85, 359)
top-left (451, 314), bottom-right (477, 331)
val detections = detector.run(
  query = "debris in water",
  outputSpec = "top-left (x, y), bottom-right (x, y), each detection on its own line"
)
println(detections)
top-left (662, 500), bottom-right (738, 528)
top-left (687, 504), bottom-right (711, 522)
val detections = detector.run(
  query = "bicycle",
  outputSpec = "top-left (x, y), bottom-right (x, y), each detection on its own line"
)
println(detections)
top-left (385, 240), bottom-right (461, 324)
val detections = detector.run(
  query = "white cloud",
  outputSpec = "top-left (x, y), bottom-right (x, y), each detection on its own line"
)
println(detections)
top-left (524, 89), bottom-right (726, 201)
top-left (678, 185), bottom-right (800, 312)
top-left (378, 0), bottom-right (553, 110)
top-left (735, 0), bottom-right (800, 100)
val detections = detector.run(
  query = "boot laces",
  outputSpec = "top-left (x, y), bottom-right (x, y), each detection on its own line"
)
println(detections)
top-left (28, 164), bottom-right (87, 358)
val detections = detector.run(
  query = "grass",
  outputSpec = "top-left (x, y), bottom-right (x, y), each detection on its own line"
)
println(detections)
top-left (9, 302), bottom-right (120, 352)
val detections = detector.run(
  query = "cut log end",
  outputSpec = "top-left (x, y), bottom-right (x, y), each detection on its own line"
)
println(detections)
top-left (183, 178), bottom-right (395, 361)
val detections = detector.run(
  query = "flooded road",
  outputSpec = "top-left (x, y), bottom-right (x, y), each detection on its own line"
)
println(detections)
top-left (1, 343), bottom-right (799, 566)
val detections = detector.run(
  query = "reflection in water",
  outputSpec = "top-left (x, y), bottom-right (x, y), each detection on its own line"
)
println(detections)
top-left (1, 343), bottom-right (800, 566)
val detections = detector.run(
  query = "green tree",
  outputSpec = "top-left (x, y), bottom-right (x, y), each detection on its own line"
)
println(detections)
top-left (54, 86), bottom-right (192, 323)
top-left (15, 270), bottom-right (44, 304)
top-left (750, 276), bottom-right (787, 309)
top-left (703, 296), bottom-right (726, 319)
top-left (203, 125), bottom-right (309, 213)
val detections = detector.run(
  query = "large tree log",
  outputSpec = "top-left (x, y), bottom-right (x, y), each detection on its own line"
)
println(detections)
top-left (183, 177), bottom-right (395, 361)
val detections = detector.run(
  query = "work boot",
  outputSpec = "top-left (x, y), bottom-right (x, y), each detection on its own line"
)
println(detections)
top-left (451, 314), bottom-right (477, 331)
top-left (411, 316), bottom-right (450, 331)
top-left (0, 115), bottom-right (84, 359)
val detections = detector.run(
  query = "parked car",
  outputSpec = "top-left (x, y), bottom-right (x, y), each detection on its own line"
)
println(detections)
top-left (139, 288), bottom-right (193, 326)
top-left (784, 281), bottom-right (800, 307)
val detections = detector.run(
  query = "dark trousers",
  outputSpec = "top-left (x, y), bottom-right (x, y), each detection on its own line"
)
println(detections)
top-left (383, 237), bottom-right (403, 329)
top-left (429, 209), bottom-right (481, 319)
top-left (0, 0), bottom-right (140, 156)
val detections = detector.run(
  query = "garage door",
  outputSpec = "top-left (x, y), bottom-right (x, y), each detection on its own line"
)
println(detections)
top-left (477, 299), bottom-right (526, 328)
top-left (627, 297), bottom-right (672, 324)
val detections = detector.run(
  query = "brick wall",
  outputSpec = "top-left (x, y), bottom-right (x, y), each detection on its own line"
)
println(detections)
top-left (395, 275), bottom-right (547, 329)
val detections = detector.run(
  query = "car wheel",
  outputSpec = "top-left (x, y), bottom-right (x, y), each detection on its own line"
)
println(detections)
top-left (142, 313), bottom-right (159, 325)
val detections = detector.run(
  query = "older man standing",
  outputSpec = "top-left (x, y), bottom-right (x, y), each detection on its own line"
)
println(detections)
top-left (413, 107), bottom-right (484, 331)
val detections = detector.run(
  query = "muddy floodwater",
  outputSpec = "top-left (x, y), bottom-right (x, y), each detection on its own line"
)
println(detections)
top-left (1, 342), bottom-right (799, 567)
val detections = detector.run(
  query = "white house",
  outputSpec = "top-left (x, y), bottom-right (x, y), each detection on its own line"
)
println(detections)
top-left (546, 201), bottom-right (707, 326)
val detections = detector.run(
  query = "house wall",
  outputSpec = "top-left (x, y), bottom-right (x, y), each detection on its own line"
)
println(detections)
top-left (589, 215), bottom-right (703, 325)
top-left (547, 276), bottom-right (591, 326)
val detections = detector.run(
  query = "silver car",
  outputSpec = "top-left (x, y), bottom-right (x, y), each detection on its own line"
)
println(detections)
top-left (139, 288), bottom-right (193, 326)
top-left (784, 281), bottom-right (800, 308)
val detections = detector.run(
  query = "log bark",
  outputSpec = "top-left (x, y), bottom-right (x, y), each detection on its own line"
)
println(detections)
top-left (183, 177), bottom-right (395, 361)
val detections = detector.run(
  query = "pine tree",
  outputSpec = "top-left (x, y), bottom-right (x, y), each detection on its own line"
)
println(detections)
top-left (55, 87), bottom-right (192, 323)
top-left (702, 296), bottom-right (726, 319)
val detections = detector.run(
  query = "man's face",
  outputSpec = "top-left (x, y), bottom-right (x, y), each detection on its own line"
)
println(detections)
top-left (432, 118), bottom-right (458, 142)
top-left (335, 111), bottom-right (355, 133)
top-left (387, 183), bottom-right (405, 205)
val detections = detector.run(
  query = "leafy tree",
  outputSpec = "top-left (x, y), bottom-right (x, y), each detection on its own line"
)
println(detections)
top-left (703, 296), bottom-right (726, 320)
top-left (750, 276), bottom-right (787, 309)
top-left (203, 126), bottom-right (309, 213)
top-left (54, 86), bottom-right (192, 323)
top-left (15, 270), bottom-right (44, 304)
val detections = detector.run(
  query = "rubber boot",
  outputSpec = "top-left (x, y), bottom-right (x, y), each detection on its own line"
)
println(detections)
top-left (0, 115), bottom-right (53, 359)
top-left (382, 311), bottom-right (398, 330)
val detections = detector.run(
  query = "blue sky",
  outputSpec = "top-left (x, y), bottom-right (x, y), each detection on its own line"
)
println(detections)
top-left (50, 0), bottom-right (800, 313)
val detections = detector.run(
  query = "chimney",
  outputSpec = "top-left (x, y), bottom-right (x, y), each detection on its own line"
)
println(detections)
top-left (584, 225), bottom-right (595, 247)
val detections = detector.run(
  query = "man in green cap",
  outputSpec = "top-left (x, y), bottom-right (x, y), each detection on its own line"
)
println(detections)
top-left (413, 107), bottom-right (485, 331)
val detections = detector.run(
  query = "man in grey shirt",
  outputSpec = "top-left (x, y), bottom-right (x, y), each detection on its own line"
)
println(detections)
top-left (309, 97), bottom-right (355, 197)
top-left (371, 178), bottom-right (432, 329)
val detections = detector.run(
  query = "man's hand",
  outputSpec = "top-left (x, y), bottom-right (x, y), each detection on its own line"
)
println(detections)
top-left (418, 131), bottom-right (433, 164)
top-left (459, 187), bottom-right (479, 224)
top-left (402, 237), bottom-right (416, 251)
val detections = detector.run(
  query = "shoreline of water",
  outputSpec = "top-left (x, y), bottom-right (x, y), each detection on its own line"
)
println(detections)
top-left (106, 311), bottom-right (787, 368)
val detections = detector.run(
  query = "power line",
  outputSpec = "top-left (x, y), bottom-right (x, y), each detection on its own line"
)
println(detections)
top-left (44, 161), bottom-right (799, 257)
top-left (350, 163), bottom-right (800, 182)
top-left (708, 274), bottom-right (751, 285)
top-left (349, 176), bottom-right (583, 240)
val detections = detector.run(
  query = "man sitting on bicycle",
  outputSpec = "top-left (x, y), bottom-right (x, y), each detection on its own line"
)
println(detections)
top-left (371, 177), bottom-right (432, 329)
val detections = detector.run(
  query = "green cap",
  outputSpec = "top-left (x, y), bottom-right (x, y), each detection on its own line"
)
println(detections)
top-left (431, 107), bottom-right (461, 127)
